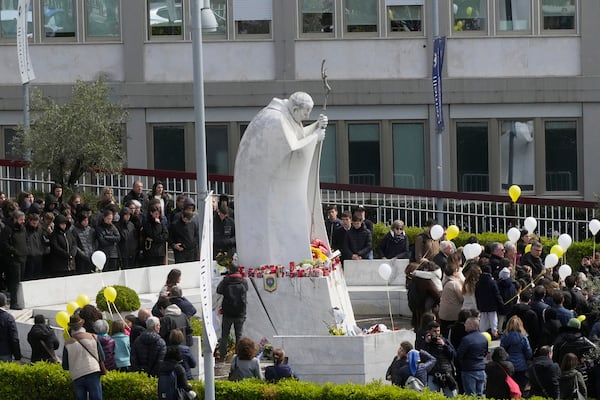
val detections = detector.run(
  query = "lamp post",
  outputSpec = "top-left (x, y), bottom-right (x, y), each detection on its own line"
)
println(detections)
top-left (191, 1), bottom-right (217, 399)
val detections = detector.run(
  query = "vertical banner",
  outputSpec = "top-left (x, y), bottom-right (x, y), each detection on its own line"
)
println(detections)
top-left (432, 36), bottom-right (446, 132)
top-left (199, 193), bottom-right (218, 352)
top-left (17, 0), bottom-right (35, 84)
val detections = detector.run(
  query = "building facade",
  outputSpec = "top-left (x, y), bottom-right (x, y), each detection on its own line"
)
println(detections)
top-left (0, 0), bottom-right (598, 200)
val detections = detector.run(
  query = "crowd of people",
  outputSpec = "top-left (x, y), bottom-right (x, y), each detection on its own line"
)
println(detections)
top-left (0, 182), bottom-right (237, 310)
top-left (393, 220), bottom-right (600, 399)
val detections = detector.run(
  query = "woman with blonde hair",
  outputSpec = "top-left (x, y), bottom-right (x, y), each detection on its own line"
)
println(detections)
top-left (500, 315), bottom-right (532, 393)
top-left (265, 348), bottom-right (298, 382)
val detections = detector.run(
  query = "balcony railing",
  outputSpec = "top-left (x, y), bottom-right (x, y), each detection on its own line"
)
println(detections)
top-left (0, 159), bottom-right (595, 241)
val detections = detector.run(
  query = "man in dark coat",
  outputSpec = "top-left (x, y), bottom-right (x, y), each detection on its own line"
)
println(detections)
top-left (456, 317), bottom-right (489, 396)
top-left (324, 205), bottom-right (342, 243)
top-left (342, 212), bottom-right (372, 261)
top-left (331, 211), bottom-right (351, 253)
top-left (520, 241), bottom-right (544, 276)
top-left (216, 264), bottom-right (248, 361)
top-left (28, 314), bottom-right (59, 363)
top-left (170, 210), bottom-right (199, 263)
top-left (213, 204), bottom-right (236, 258)
top-left (528, 346), bottom-right (560, 399)
top-left (123, 181), bottom-right (149, 215)
top-left (474, 264), bottom-right (504, 338)
top-left (377, 219), bottom-right (410, 259)
top-left (131, 316), bottom-right (166, 377)
top-left (0, 293), bottom-right (21, 361)
top-left (49, 214), bottom-right (78, 277)
top-left (0, 211), bottom-right (28, 309)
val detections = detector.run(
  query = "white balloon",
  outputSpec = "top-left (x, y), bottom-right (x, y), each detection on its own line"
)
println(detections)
top-left (590, 219), bottom-right (600, 236)
top-left (558, 264), bottom-right (572, 280)
top-left (544, 253), bottom-right (559, 269)
top-left (91, 250), bottom-right (107, 271)
top-left (524, 217), bottom-right (537, 234)
top-left (507, 227), bottom-right (520, 244)
top-left (471, 243), bottom-right (482, 258)
top-left (453, 3), bottom-right (458, 14)
top-left (558, 233), bottom-right (572, 251)
top-left (378, 263), bottom-right (392, 281)
top-left (430, 224), bottom-right (444, 241)
top-left (463, 243), bottom-right (481, 260)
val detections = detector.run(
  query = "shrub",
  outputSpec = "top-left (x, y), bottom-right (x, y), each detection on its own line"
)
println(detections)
top-left (95, 285), bottom-right (141, 312)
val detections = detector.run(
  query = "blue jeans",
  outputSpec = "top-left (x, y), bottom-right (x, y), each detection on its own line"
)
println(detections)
top-left (461, 370), bottom-right (486, 396)
top-left (427, 374), bottom-right (457, 397)
top-left (73, 372), bottom-right (102, 400)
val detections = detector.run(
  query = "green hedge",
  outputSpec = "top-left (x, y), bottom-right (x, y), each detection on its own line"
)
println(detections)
top-left (0, 362), bottom-right (553, 400)
top-left (373, 222), bottom-right (595, 267)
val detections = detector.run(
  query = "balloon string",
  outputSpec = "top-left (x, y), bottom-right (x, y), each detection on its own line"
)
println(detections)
top-left (503, 270), bottom-right (546, 305)
top-left (386, 282), bottom-right (395, 331)
top-left (111, 302), bottom-right (126, 325)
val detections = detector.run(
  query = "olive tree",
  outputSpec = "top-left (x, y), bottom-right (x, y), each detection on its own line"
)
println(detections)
top-left (14, 79), bottom-right (128, 188)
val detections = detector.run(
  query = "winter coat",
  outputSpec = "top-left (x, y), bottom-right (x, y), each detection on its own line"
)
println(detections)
top-left (141, 218), bottom-right (169, 258)
top-left (111, 332), bottom-right (131, 369)
top-left (529, 356), bottom-right (561, 399)
top-left (170, 296), bottom-right (197, 318)
top-left (26, 225), bottom-right (48, 258)
top-left (71, 222), bottom-right (97, 265)
top-left (388, 350), bottom-right (436, 387)
top-left (95, 222), bottom-right (121, 259)
top-left (342, 224), bottom-right (372, 260)
top-left (159, 305), bottom-right (193, 347)
top-left (500, 331), bottom-right (532, 372)
top-left (439, 276), bottom-right (464, 322)
top-left (169, 217), bottom-right (199, 260)
top-left (475, 273), bottom-right (503, 312)
top-left (386, 355), bottom-right (408, 386)
top-left (49, 227), bottom-right (77, 273)
top-left (157, 358), bottom-right (192, 400)
top-left (131, 330), bottom-right (166, 376)
top-left (27, 322), bottom-right (59, 362)
top-left (213, 214), bottom-right (236, 256)
top-left (178, 344), bottom-right (197, 380)
top-left (485, 360), bottom-right (515, 399)
top-left (97, 334), bottom-right (116, 370)
top-left (0, 222), bottom-right (28, 266)
top-left (116, 219), bottom-right (138, 259)
top-left (377, 231), bottom-right (410, 259)
top-left (457, 331), bottom-right (488, 371)
top-left (497, 277), bottom-right (518, 316)
top-left (414, 231), bottom-right (439, 261)
top-left (559, 368), bottom-right (587, 400)
top-left (216, 273), bottom-right (248, 318)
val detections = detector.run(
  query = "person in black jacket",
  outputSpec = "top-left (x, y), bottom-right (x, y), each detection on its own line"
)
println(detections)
top-left (331, 211), bottom-right (351, 253)
top-left (213, 204), bottom-right (236, 258)
top-left (123, 181), bottom-right (149, 216)
top-left (170, 210), bottom-right (199, 263)
top-left (25, 212), bottom-right (48, 280)
top-left (0, 293), bottom-right (21, 361)
top-left (216, 264), bottom-right (248, 362)
top-left (377, 220), bottom-right (410, 259)
top-left (0, 211), bottom-right (28, 309)
top-left (485, 346), bottom-right (516, 399)
top-left (168, 286), bottom-right (197, 318)
top-left (49, 214), bottom-right (78, 277)
top-left (95, 209), bottom-right (121, 271)
top-left (116, 207), bottom-right (139, 269)
top-left (342, 212), bottom-right (372, 261)
top-left (27, 314), bottom-right (59, 363)
top-left (70, 213), bottom-right (97, 274)
top-left (529, 345), bottom-right (561, 399)
top-left (141, 205), bottom-right (169, 266)
top-left (157, 346), bottom-right (195, 400)
top-left (131, 316), bottom-right (166, 377)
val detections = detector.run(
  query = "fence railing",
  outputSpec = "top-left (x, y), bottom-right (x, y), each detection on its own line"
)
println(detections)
top-left (0, 160), bottom-right (596, 241)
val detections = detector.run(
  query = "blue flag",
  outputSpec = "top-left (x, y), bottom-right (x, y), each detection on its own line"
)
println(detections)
top-left (432, 37), bottom-right (446, 132)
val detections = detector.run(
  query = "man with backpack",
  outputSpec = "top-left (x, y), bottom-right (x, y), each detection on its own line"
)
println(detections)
top-left (216, 264), bottom-right (248, 362)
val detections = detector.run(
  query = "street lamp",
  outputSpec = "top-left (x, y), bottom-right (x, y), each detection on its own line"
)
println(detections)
top-left (191, 1), bottom-right (217, 399)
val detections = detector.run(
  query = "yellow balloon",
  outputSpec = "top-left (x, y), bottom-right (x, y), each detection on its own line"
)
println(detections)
top-left (550, 244), bottom-right (564, 258)
top-left (481, 331), bottom-right (492, 344)
top-left (508, 185), bottom-right (521, 203)
top-left (76, 294), bottom-right (90, 308)
top-left (524, 244), bottom-right (532, 254)
top-left (55, 311), bottom-right (70, 330)
top-left (466, 6), bottom-right (473, 16)
top-left (446, 225), bottom-right (460, 241)
top-left (104, 286), bottom-right (117, 303)
top-left (66, 301), bottom-right (79, 315)
top-left (577, 315), bottom-right (586, 322)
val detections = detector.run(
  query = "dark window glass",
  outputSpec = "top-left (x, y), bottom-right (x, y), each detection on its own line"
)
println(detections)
top-left (392, 123), bottom-right (425, 189)
top-left (348, 123), bottom-right (379, 185)
top-left (545, 121), bottom-right (577, 191)
top-left (206, 125), bottom-right (229, 174)
top-left (320, 124), bottom-right (336, 183)
top-left (153, 126), bottom-right (185, 171)
top-left (456, 122), bottom-right (488, 192)
top-left (4, 127), bottom-right (21, 160)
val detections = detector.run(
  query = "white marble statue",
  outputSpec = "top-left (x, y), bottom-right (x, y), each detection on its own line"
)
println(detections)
top-left (234, 92), bottom-right (329, 268)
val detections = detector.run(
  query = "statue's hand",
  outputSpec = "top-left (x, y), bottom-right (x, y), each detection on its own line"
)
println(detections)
top-left (317, 114), bottom-right (328, 130)
top-left (317, 129), bottom-right (326, 142)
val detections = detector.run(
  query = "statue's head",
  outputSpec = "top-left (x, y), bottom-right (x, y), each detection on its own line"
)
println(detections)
top-left (289, 92), bottom-right (314, 123)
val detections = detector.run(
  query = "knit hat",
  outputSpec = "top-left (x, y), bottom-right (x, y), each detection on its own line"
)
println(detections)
top-left (567, 317), bottom-right (581, 329)
top-left (408, 349), bottom-right (419, 376)
top-left (499, 267), bottom-right (511, 280)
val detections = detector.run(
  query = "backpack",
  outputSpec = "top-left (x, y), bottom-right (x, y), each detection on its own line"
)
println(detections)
top-left (405, 375), bottom-right (425, 392)
top-left (158, 370), bottom-right (178, 400)
top-left (223, 280), bottom-right (247, 317)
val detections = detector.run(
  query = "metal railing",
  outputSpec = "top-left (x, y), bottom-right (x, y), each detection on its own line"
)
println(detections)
top-left (0, 160), bottom-right (595, 241)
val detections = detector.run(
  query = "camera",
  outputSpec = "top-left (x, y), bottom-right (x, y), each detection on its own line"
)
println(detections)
top-left (429, 334), bottom-right (439, 342)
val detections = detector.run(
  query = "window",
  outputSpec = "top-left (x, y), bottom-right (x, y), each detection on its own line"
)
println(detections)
top-left (85, 0), bottom-right (120, 38)
top-left (452, 0), bottom-right (487, 32)
top-left (320, 124), bottom-right (337, 183)
top-left (344, 0), bottom-right (378, 34)
top-left (392, 123), bottom-right (425, 189)
top-left (3, 127), bottom-right (21, 160)
top-left (153, 125), bottom-right (185, 171)
top-left (1, 0), bottom-right (33, 40)
top-left (386, 1), bottom-right (423, 34)
top-left (206, 0), bottom-right (227, 36)
top-left (43, 0), bottom-right (76, 38)
top-left (456, 122), bottom-right (488, 192)
top-left (206, 125), bottom-right (229, 174)
top-left (148, 0), bottom-right (183, 39)
top-left (545, 121), bottom-right (577, 191)
top-left (300, 0), bottom-right (334, 34)
top-left (348, 123), bottom-right (380, 185)
top-left (542, 0), bottom-right (576, 30)
top-left (500, 120), bottom-right (535, 191)
top-left (233, 0), bottom-right (271, 36)
top-left (497, 0), bottom-right (531, 33)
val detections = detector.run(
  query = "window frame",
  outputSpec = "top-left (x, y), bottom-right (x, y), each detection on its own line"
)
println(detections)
top-left (391, 120), bottom-right (427, 189)
top-left (342, 0), bottom-right (380, 38)
top-left (146, 0), bottom-right (185, 41)
top-left (385, 2), bottom-right (425, 37)
top-left (539, 0), bottom-right (578, 35)
top-left (41, 0), bottom-right (79, 42)
top-left (494, 0), bottom-right (533, 36)
top-left (298, 0), bottom-right (336, 38)
top-left (83, 0), bottom-right (122, 42)
top-left (450, 0), bottom-right (490, 37)
top-left (541, 118), bottom-right (581, 194)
